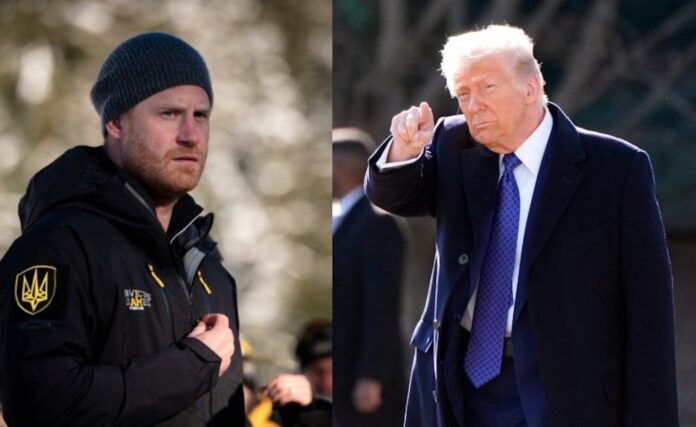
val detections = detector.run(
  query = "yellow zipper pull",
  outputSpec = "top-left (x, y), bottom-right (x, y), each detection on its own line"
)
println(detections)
top-left (148, 264), bottom-right (165, 288)
top-left (197, 270), bottom-right (212, 295)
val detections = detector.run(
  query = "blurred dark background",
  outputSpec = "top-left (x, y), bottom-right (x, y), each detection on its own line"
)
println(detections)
top-left (334, 0), bottom-right (696, 423)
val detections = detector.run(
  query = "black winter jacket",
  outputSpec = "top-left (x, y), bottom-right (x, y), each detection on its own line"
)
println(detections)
top-left (0, 146), bottom-right (245, 426)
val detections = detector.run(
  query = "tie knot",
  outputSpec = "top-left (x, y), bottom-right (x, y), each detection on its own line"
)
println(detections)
top-left (503, 153), bottom-right (521, 173)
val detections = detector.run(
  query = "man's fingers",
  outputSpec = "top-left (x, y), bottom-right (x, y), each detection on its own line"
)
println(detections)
top-left (263, 376), bottom-right (312, 407)
top-left (405, 106), bottom-right (420, 140)
top-left (392, 112), bottom-right (410, 143)
top-left (214, 314), bottom-right (229, 329)
top-left (263, 380), bottom-right (285, 403)
top-left (390, 115), bottom-right (399, 138)
top-left (388, 102), bottom-right (434, 162)
top-left (411, 102), bottom-right (434, 146)
top-left (414, 129), bottom-right (434, 146)
top-left (418, 101), bottom-right (434, 130)
top-left (200, 313), bottom-right (216, 327)
top-left (188, 315), bottom-right (234, 377)
top-left (187, 320), bottom-right (206, 337)
top-left (201, 313), bottom-right (230, 329)
top-left (392, 103), bottom-right (433, 145)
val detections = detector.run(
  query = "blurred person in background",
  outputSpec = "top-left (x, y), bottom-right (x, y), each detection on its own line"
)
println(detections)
top-left (333, 128), bottom-right (407, 426)
top-left (243, 321), bottom-right (332, 427)
top-left (293, 319), bottom-right (333, 401)
top-left (0, 32), bottom-right (244, 425)
top-left (365, 24), bottom-right (677, 426)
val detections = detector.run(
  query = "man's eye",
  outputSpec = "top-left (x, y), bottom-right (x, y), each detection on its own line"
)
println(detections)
top-left (161, 111), bottom-right (176, 118)
top-left (485, 84), bottom-right (496, 90)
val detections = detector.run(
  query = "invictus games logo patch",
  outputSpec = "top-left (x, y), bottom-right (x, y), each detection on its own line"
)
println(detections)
top-left (14, 265), bottom-right (57, 316)
top-left (125, 289), bottom-right (152, 311)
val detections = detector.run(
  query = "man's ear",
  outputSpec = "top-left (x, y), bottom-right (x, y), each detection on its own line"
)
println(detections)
top-left (105, 117), bottom-right (123, 141)
top-left (103, 116), bottom-right (126, 167)
top-left (525, 74), bottom-right (541, 103)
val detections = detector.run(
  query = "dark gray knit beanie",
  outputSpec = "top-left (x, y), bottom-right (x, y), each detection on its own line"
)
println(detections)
top-left (90, 32), bottom-right (213, 131)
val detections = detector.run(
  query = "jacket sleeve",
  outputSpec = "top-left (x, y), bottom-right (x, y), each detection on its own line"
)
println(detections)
top-left (619, 150), bottom-right (679, 425)
top-left (0, 224), bottom-right (221, 427)
top-left (364, 118), bottom-right (445, 218)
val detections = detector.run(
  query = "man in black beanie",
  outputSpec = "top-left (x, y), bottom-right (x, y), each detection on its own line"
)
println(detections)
top-left (295, 319), bottom-right (333, 401)
top-left (0, 32), bottom-right (246, 426)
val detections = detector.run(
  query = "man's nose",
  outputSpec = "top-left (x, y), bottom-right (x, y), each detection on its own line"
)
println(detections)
top-left (468, 92), bottom-right (483, 112)
top-left (177, 115), bottom-right (202, 145)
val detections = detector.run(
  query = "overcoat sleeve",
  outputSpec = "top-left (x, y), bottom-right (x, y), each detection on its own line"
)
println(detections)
top-left (365, 118), bottom-right (446, 218)
top-left (619, 150), bottom-right (678, 424)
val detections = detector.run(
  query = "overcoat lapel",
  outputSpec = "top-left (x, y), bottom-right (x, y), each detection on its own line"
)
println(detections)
top-left (459, 145), bottom-right (499, 302)
top-left (513, 105), bottom-right (586, 324)
top-left (460, 145), bottom-right (499, 246)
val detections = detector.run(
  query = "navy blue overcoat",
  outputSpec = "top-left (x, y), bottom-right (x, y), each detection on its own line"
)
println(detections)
top-left (365, 103), bottom-right (678, 427)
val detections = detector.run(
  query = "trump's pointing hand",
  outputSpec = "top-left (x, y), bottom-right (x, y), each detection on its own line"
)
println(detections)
top-left (388, 101), bottom-right (434, 162)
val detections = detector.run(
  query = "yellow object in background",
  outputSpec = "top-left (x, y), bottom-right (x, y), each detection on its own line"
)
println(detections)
top-left (247, 396), bottom-right (280, 427)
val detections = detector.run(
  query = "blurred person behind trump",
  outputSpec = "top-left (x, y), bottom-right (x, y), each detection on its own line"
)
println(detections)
top-left (333, 128), bottom-right (407, 426)
top-left (365, 24), bottom-right (677, 427)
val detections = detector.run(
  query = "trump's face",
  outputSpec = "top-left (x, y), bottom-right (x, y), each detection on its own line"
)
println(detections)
top-left (453, 53), bottom-right (539, 153)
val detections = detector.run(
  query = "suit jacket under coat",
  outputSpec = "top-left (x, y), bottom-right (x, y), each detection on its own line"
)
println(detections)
top-left (364, 103), bottom-right (678, 427)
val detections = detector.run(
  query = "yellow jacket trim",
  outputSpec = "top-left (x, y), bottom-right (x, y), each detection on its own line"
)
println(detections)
top-left (197, 270), bottom-right (212, 295)
top-left (148, 264), bottom-right (165, 288)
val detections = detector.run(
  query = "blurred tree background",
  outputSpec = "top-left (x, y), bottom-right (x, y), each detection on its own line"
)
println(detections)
top-left (334, 0), bottom-right (696, 422)
top-left (0, 0), bottom-right (331, 381)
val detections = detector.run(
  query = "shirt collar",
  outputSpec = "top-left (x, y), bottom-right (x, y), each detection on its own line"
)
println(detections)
top-left (335, 186), bottom-right (364, 217)
top-left (501, 106), bottom-right (553, 176)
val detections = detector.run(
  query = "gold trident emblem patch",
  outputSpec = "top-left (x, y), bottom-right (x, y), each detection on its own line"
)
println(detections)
top-left (14, 265), bottom-right (57, 315)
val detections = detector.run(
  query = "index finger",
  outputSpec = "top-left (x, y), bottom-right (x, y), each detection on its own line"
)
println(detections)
top-left (418, 102), bottom-right (434, 129)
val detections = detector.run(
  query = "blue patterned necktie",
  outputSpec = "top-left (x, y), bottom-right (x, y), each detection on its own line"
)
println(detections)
top-left (464, 153), bottom-right (521, 388)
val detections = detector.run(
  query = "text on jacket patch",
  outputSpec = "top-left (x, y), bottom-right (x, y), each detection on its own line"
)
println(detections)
top-left (125, 289), bottom-right (152, 311)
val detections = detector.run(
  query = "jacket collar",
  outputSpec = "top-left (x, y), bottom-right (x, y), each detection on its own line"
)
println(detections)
top-left (333, 194), bottom-right (370, 238)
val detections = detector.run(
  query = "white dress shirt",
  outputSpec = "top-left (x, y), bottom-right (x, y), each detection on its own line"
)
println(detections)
top-left (376, 108), bottom-right (553, 335)
top-left (332, 186), bottom-right (364, 232)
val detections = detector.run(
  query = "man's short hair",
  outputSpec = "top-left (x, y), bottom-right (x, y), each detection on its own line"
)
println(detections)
top-left (332, 127), bottom-right (375, 159)
top-left (440, 24), bottom-right (547, 102)
top-left (295, 319), bottom-right (332, 369)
